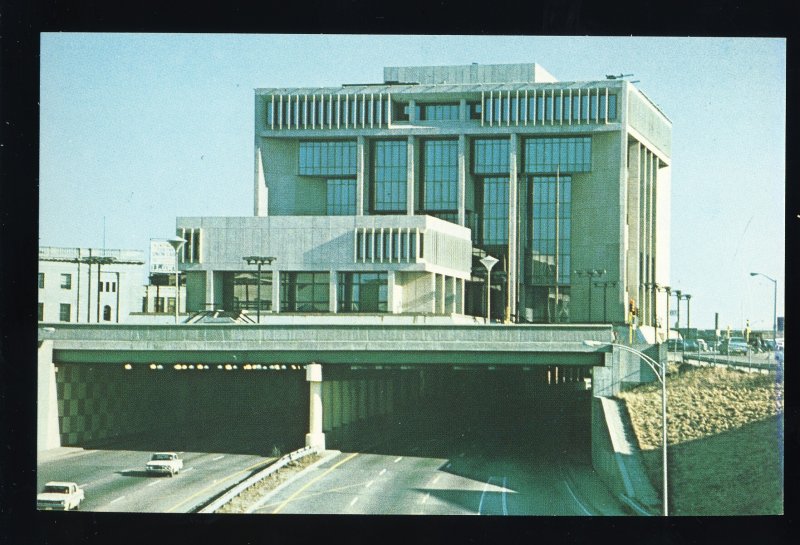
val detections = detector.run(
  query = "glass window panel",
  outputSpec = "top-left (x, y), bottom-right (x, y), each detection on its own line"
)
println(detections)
top-left (590, 91), bottom-right (599, 120)
top-left (423, 140), bottom-right (458, 210)
top-left (581, 94), bottom-right (589, 122)
top-left (608, 94), bottom-right (617, 120)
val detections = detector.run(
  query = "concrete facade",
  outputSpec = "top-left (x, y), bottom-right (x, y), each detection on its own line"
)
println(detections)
top-left (38, 247), bottom-right (146, 324)
top-left (179, 62), bottom-right (671, 332)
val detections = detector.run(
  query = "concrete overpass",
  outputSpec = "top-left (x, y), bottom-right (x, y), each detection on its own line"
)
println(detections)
top-left (37, 320), bottom-right (662, 511)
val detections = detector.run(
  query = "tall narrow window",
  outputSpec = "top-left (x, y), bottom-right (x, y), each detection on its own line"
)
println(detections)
top-left (38, 273), bottom-right (45, 288)
top-left (530, 175), bottom-right (571, 286)
top-left (423, 140), bottom-right (458, 212)
top-left (373, 140), bottom-right (407, 212)
top-left (59, 303), bottom-right (71, 322)
top-left (482, 177), bottom-right (509, 245)
top-left (103, 305), bottom-right (112, 321)
top-left (38, 303), bottom-right (44, 321)
top-left (60, 273), bottom-right (72, 289)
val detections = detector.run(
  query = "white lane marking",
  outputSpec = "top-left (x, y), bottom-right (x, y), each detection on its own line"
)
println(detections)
top-left (431, 475), bottom-right (441, 485)
top-left (419, 493), bottom-right (430, 504)
top-left (183, 467), bottom-right (194, 473)
top-left (379, 468), bottom-right (387, 476)
top-left (349, 496), bottom-right (360, 506)
top-left (147, 480), bottom-right (162, 487)
top-left (212, 455), bottom-right (225, 461)
top-left (563, 481), bottom-right (592, 516)
top-left (365, 480), bottom-right (374, 488)
top-left (393, 456), bottom-right (403, 463)
top-left (109, 496), bottom-right (125, 505)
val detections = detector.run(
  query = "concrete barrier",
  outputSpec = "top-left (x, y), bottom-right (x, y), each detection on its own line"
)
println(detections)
top-left (196, 446), bottom-right (317, 513)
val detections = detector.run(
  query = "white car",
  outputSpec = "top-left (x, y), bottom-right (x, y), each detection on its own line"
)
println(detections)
top-left (145, 452), bottom-right (183, 477)
top-left (37, 482), bottom-right (85, 511)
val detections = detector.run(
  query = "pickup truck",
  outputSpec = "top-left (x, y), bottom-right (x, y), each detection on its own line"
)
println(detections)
top-left (145, 452), bottom-right (183, 476)
top-left (37, 481), bottom-right (85, 511)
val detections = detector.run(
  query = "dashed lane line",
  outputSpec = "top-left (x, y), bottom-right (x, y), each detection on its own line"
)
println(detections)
top-left (365, 480), bottom-right (374, 488)
top-left (349, 496), bottom-right (360, 507)
top-left (393, 456), bottom-right (403, 463)
top-left (271, 452), bottom-right (359, 514)
top-left (212, 455), bottom-right (225, 461)
top-left (379, 468), bottom-right (387, 476)
top-left (108, 496), bottom-right (125, 505)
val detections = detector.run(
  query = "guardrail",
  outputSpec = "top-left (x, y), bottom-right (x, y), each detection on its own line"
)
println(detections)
top-left (196, 446), bottom-right (318, 513)
top-left (684, 353), bottom-right (779, 373)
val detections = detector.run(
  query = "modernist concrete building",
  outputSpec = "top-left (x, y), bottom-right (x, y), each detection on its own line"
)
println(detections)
top-left (38, 247), bottom-right (146, 324)
top-left (176, 63), bottom-right (671, 332)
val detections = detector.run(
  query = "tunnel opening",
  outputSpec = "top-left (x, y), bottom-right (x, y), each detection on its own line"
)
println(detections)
top-left (322, 364), bottom-right (594, 468)
top-left (53, 362), bottom-right (308, 456)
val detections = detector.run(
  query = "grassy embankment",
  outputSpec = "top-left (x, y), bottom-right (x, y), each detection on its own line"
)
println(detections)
top-left (617, 365), bottom-right (783, 515)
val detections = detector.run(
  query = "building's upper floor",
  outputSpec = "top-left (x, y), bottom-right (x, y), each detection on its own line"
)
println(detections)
top-left (254, 63), bottom-right (671, 158)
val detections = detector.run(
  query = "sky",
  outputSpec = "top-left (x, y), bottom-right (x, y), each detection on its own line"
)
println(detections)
top-left (39, 34), bottom-right (785, 330)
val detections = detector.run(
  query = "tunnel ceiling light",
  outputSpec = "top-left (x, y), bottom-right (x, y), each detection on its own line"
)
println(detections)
top-left (189, 365), bottom-right (195, 370)
top-left (149, 364), bottom-right (157, 370)
top-left (124, 364), bottom-right (132, 370)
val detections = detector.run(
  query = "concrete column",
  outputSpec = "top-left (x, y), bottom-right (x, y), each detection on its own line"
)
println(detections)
top-left (626, 142), bottom-right (641, 324)
top-left (329, 269), bottom-right (338, 313)
top-left (38, 340), bottom-right (61, 452)
top-left (407, 136), bottom-right (415, 215)
top-left (458, 134), bottom-right (466, 225)
top-left (204, 270), bottom-right (215, 311)
top-left (305, 364), bottom-right (325, 450)
top-left (508, 133), bottom-right (519, 321)
top-left (271, 270), bottom-right (280, 314)
top-left (430, 273), bottom-right (437, 313)
top-left (387, 270), bottom-right (397, 314)
top-left (356, 136), bottom-right (366, 216)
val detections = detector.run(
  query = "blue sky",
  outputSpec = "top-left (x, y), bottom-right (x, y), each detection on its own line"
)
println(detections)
top-left (39, 34), bottom-right (785, 330)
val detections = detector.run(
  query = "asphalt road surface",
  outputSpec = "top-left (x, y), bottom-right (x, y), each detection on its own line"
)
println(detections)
top-left (251, 397), bottom-right (627, 515)
top-left (37, 448), bottom-right (275, 513)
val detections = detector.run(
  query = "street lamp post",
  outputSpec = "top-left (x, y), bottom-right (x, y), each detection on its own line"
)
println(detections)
top-left (243, 256), bottom-right (276, 323)
top-left (750, 272), bottom-right (778, 349)
top-left (585, 340), bottom-right (668, 516)
top-left (81, 255), bottom-right (115, 323)
top-left (480, 255), bottom-right (499, 323)
top-left (673, 289), bottom-right (682, 336)
top-left (685, 294), bottom-right (692, 354)
top-left (167, 237), bottom-right (186, 324)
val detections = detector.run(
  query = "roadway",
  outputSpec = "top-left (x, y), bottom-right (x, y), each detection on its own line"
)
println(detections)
top-left (37, 448), bottom-right (276, 513)
top-left (251, 395), bottom-right (628, 515)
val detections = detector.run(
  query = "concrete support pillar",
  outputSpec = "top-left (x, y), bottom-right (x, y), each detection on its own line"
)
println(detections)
top-left (387, 270), bottom-right (397, 314)
top-left (356, 136), bottom-right (366, 216)
top-left (407, 136), bottom-right (415, 215)
top-left (254, 145), bottom-right (268, 217)
top-left (329, 269), bottom-right (338, 313)
top-left (305, 363), bottom-right (325, 450)
top-left (205, 270), bottom-right (215, 311)
top-left (458, 134), bottom-right (466, 226)
top-left (38, 340), bottom-right (61, 452)
top-left (508, 133), bottom-right (519, 321)
top-left (430, 273), bottom-right (437, 313)
top-left (271, 270), bottom-right (280, 315)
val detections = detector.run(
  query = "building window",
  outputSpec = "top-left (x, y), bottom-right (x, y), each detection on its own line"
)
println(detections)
top-left (222, 271), bottom-right (273, 313)
top-left (327, 179), bottom-right (357, 215)
top-left (155, 297), bottom-right (165, 313)
top-left (481, 177), bottom-right (509, 245)
top-left (529, 175), bottom-right (571, 286)
top-left (373, 140), bottom-right (407, 212)
top-left (422, 140), bottom-right (458, 211)
top-left (524, 137), bottom-right (591, 174)
top-left (38, 273), bottom-right (44, 288)
top-left (60, 273), bottom-right (72, 289)
top-left (59, 303), bottom-right (71, 322)
top-left (167, 297), bottom-right (176, 314)
top-left (111, 282), bottom-right (116, 293)
top-left (38, 303), bottom-right (44, 321)
top-left (337, 272), bottom-right (388, 313)
top-left (419, 103), bottom-right (459, 121)
top-left (473, 139), bottom-right (509, 175)
top-left (468, 102), bottom-right (482, 120)
top-left (281, 272), bottom-right (330, 312)
top-left (298, 141), bottom-right (357, 176)
top-left (103, 305), bottom-right (112, 321)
